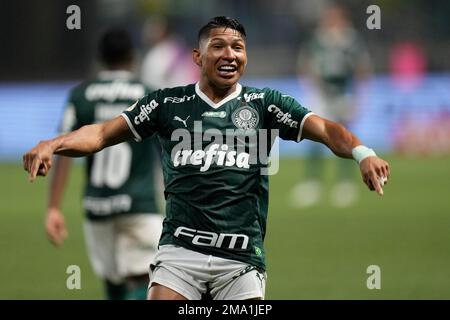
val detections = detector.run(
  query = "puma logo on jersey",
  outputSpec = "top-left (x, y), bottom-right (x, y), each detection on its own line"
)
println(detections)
top-left (255, 271), bottom-right (265, 289)
top-left (173, 115), bottom-right (190, 127)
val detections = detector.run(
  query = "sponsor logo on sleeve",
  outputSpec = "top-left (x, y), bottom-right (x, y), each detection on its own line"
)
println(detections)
top-left (126, 101), bottom-right (137, 111)
top-left (267, 104), bottom-right (298, 128)
top-left (134, 99), bottom-right (159, 125)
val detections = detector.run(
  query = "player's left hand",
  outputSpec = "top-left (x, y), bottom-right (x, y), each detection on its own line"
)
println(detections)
top-left (45, 208), bottom-right (68, 247)
top-left (359, 156), bottom-right (390, 196)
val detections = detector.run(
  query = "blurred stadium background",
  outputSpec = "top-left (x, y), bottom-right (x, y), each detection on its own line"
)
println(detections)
top-left (1, 0), bottom-right (450, 299)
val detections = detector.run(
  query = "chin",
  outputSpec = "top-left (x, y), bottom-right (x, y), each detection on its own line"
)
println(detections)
top-left (215, 76), bottom-right (239, 88)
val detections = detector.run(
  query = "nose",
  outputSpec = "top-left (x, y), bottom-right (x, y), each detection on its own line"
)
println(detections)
top-left (222, 46), bottom-right (235, 61)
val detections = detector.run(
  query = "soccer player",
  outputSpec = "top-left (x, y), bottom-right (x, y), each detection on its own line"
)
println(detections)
top-left (44, 28), bottom-right (163, 300)
top-left (23, 17), bottom-right (390, 300)
top-left (292, 4), bottom-right (373, 208)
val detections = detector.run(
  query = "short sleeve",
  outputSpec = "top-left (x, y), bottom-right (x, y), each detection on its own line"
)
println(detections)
top-left (121, 90), bottom-right (162, 141)
top-left (59, 91), bottom-right (79, 134)
top-left (263, 88), bottom-right (314, 142)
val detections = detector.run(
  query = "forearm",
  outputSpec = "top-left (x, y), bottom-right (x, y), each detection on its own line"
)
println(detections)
top-left (48, 156), bottom-right (72, 210)
top-left (52, 123), bottom-right (107, 157)
top-left (322, 121), bottom-right (362, 159)
top-left (24, 116), bottom-right (132, 181)
top-left (303, 115), bottom-right (362, 159)
top-left (302, 115), bottom-right (390, 196)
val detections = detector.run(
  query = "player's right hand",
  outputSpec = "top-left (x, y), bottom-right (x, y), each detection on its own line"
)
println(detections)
top-left (45, 208), bottom-right (68, 247)
top-left (359, 155), bottom-right (390, 196)
top-left (23, 140), bottom-right (54, 182)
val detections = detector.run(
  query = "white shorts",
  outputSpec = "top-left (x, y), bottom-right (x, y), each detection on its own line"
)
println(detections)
top-left (149, 245), bottom-right (267, 300)
top-left (83, 214), bottom-right (163, 284)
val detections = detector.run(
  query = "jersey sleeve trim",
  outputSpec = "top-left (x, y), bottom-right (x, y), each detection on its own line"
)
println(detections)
top-left (120, 113), bottom-right (142, 142)
top-left (59, 103), bottom-right (76, 135)
top-left (297, 112), bottom-right (315, 142)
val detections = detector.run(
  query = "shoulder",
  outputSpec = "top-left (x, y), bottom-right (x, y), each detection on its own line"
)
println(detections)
top-left (68, 80), bottom-right (92, 100)
top-left (242, 85), bottom-right (284, 96)
top-left (133, 84), bottom-right (196, 110)
top-left (154, 83), bottom-right (196, 103)
top-left (241, 85), bottom-right (290, 103)
top-left (161, 83), bottom-right (196, 96)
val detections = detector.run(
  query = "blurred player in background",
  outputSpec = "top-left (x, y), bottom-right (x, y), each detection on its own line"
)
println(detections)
top-left (45, 28), bottom-right (163, 300)
top-left (24, 17), bottom-right (389, 300)
top-left (292, 4), bottom-right (372, 208)
top-left (140, 16), bottom-right (199, 88)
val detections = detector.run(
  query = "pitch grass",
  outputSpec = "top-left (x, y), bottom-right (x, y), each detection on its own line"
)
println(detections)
top-left (1, 155), bottom-right (450, 299)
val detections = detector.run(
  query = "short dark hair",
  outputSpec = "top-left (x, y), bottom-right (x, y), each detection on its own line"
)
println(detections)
top-left (198, 16), bottom-right (246, 44)
top-left (99, 28), bottom-right (133, 67)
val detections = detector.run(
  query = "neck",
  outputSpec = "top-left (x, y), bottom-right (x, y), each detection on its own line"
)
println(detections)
top-left (199, 79), bottom-right (237, 103)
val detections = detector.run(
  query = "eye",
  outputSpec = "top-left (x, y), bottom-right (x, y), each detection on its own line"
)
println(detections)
top-left (233, 43), bottom-right (245, 50)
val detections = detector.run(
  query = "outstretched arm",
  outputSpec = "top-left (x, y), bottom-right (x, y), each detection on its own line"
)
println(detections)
top-left (302, 114), bottom-right (390, 195)
top-left (45, 156), bottom-right (72, 246)
top-left (23, 115), bottom-right (133, 182)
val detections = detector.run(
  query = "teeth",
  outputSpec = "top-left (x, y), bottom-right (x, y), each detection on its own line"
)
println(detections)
top-left (218, 66), bottom-right (236, 71)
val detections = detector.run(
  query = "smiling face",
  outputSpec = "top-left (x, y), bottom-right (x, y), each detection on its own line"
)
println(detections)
top-left (193, 27), bottom-right (247, 94)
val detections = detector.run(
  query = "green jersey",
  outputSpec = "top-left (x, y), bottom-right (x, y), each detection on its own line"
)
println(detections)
top-left (121, 82), bottom-right (312, 270)
top-left (60, 70), bottom-right (160, 220)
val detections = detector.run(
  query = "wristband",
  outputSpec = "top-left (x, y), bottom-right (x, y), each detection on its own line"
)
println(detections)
top-left (352, 145), bottom-right (376, 164)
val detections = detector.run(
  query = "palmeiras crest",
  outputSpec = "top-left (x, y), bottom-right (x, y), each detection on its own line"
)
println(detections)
top-left (231, 106), bottom-right (259, 129)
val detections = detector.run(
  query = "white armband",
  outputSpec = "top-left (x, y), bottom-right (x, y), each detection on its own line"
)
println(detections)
top-left (352, 145), bottom-right (376, 164)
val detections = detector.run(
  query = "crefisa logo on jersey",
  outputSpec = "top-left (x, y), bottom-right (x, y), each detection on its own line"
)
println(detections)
top-left (267, 104), bottom-right (298, 128)
top-left (134, 99), bottom-right (159, 125)
top-left (232, 106), bottom-right (259, 130)
top-left (170, 120), bottom-right (280, 175)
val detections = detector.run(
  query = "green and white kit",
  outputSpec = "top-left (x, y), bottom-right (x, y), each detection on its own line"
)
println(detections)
top-left (61, 71), bottom-right (160, 220)
top-left (122, 82), bottom-right (313, 271)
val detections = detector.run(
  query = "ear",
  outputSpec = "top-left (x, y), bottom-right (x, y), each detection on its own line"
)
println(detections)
top-left (192, 48), bottom-right (202, 67)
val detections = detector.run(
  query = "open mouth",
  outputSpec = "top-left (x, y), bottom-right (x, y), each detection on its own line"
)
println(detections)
top-left (217, 65), bottom-right (237, 76)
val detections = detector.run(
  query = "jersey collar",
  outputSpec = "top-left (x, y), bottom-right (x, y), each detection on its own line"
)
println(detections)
top-left (98, 70), bottom-right (133, 80)
top-left (195, 82), bottom-right (242, 109)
